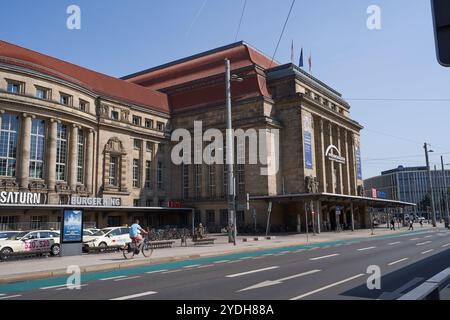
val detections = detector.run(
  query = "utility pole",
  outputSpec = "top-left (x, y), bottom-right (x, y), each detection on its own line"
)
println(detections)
top-left (441, 156), bottom-right (450, 228)
top-left (225, 59), bottom-right (236, 245)
top-left (424, 143), bottom-right (437, 227)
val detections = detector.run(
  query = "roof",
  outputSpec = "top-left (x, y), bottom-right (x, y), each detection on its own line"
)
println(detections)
top-left (122, 41), bottom-right (278, 111)
top-left (0, 41), bottom-right (169, 113)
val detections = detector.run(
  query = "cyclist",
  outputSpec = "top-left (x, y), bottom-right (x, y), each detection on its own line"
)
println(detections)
top-left (129, 219), bottom-right (148, 249)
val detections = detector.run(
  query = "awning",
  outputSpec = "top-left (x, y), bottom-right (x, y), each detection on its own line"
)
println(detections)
top-left (249, 192), bottom-right (416, 208)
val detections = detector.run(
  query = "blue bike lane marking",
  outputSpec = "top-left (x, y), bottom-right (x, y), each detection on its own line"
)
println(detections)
top-left (0, 230), bottom-right (431, 293)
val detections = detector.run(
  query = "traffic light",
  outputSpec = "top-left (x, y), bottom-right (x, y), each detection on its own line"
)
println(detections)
top-left (431, 0), bottom-right (450, 66)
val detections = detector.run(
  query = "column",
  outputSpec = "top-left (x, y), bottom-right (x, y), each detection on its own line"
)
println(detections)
top-left (47, 119), bottom-right (58, 193)
top-left (316, 200), bottom-right (321, 234)
top-left (326, 122), bottom-right (336, 193)
top-left (317, 118), bottom-right (327, 192)
top-left (344, 130), bottom-right (351, 195)
top-left (350, 134), bottom-right (358, 195)
top-left (85, 129), bottom-right (94, 194)
top-left (19, 114), bottom-right (33, 190)
top-left (336, 127), bottom-right (344, 194)
top-left (68, 124), bottom-right (79, 192)
top-left (350, 202), bottom-right (355, 231)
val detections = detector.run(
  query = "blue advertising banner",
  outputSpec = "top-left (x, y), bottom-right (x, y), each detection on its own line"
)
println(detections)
top-left (303, 113), bottom-right (313, 170)
top-left (62, 209), bottom-right (83, 243)
top-left (355, 136), bottom-right (362, 180)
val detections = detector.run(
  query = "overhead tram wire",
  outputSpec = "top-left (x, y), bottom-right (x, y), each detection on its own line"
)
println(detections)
top-left (269, 0), bottom-right (296, 68)
top-left (234, 0), bottom-right (248, 42)
top-left (346, 98), bottom-right (450, 102)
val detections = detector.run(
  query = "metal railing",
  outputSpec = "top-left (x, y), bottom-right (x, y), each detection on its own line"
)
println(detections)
top-left (0, 222), bottom-right (97, 231)
top-left (398, 267), bottom-right (450, 300)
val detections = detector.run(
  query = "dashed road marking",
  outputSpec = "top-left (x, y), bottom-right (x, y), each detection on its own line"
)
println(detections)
top-left (239, 257), bottom-right (251, 260)
top-left (214, 260), bottom-right (230, 264)
top-left (100, 276), bottom-right (127, 281)
top-left (146, 270), bottom-right (168, 274)
top-left (110, 291), bottom-right (157, 300)
top-left (388, 258), bottom-right (409, 266)
top-left (226, 266), bottom-right (280, 278)
top-left (442, 243), bottom-right (450, 248)
top-left (421, 249), bottom-right (434, 254)
top-left (40, 284), bottom-right (67, 290)
top-left (0, 295), bottom-right (22, 300)
top-left (183, 264), bottom-right (201, 268)
top-left (410, 238), bottom-right (420, 241)
top-left (310, 254), bottom-right (340, 261)
top-left (114, 276), bottom-right (141, 282)
top-left (289, 274), bottom-right (365, 300)
top-left (56, 284), bottom-right (88, 291)
top-left (197, 264), bottom-right (214, 269)
top-left (161, 269), bottom-right (182, 274)
top-left (416, 241), bottom-right (432, 246)
top-left (424, 235), bottom-right (433, 238)
top-left (388, 242), bottom-right (401, 245)
top-left (357, 246), bottom-right (376, 251)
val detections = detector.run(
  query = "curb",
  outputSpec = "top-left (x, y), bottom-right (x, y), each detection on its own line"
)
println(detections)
top-left (0, 229), bottom-right (436, 284)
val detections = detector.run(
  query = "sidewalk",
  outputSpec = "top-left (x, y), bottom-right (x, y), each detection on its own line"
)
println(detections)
top-left (0, 224), bottom-right (442, 284)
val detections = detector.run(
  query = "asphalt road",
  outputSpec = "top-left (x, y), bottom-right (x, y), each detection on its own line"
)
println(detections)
top-left (1, 228), bottom-right (450, 300)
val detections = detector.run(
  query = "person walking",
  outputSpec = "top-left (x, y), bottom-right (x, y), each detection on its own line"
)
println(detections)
top-left (408, 220), bottom-right (414, 231)
top-left (390, 219), bottom-right (396, 231)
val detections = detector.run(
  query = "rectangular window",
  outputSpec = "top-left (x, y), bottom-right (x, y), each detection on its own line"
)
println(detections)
top-left (182, 165), bottom-right (189, 199)
top-left (207, 210), bottom-right (215, 225)
top-left (237, 211), bottom-right (245, 225)
top-left (145, 119), bottom-right (154, 129)
top-left (30, 216), bottom-right (43, 230)
top-left (208, 165), bottom-right (216, 198)
top-left (133, 159), bottom-right (140, 188)
top-left (156, 122), bottom-right (165, 131)
top-left (60, 93), bottom-right (72, 106)
top-left (194, 164), bottom-right (202, 199)
top-left (77, 129), bottom-right (85, 183)
top-left (146, 141), bottom-right (153, 153)
top-left (146, 199), bottom-right (153, 207)
top-left (29, 119), bottom-right (45, 179)
top-left (79, 100), bottom-right (88, 112)
top-left (145, 160), bottom-right (152, 189)
top-left (133, 199), bottom-right (140, 207)
top-left (36, 87), bottom-right (49, 100)
top-left (56, 124), bottom-right (67, 181)
top-left (132, 116), bottom-right (142, 126)
top-left (157, 161), bottom-right (163, 190)
top-left (0, 216), bottom-right (16, 230)
top-left (134, 139), bottom-right (141, 150)
top-left (111, 111), bottom-right (119, 121)
top-left (237, 164), bottom-right (245, 195)
top-left (0, 114), bottom-right (18, 177)
top-left (109, 156), bottom-right (118, 186)
top-left (220, 209), bottom-right (228, 226)
top-left (107, 216), bottom-right (121, 227)
top-left (7, 81), bottom-right (23, 94)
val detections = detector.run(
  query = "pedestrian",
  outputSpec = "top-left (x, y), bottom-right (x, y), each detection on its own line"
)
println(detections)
top-left (408, 220), bottom-right (414, 231)
top-left (419, 219), bottom-right (423, 227)
top-left (390, 219), bottom-right (395, 231)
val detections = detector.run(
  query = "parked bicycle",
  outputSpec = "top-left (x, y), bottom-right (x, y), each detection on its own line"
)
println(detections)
top-left (122, 234), bottom-right (153, 259)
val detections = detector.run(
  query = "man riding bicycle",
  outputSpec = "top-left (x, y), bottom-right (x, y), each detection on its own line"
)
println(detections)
top-left (129, 219), bottom-right (148, 248)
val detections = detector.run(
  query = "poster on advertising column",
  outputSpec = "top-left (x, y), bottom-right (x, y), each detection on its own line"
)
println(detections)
top-left (302, 113), bottom-right (313, 169)
top-left (355, 136), bottom-right (363, 180)
top-left (61, 209), bottom-right (83, 243)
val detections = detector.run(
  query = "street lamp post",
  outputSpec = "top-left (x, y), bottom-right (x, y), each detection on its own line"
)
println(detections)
top-left (424, 143), bottom-right (437, 227)
top-left (441, 156), bottom-right (450, 228)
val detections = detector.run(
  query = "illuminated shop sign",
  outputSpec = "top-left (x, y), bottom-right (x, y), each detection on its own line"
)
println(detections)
top-left (0, 192), bottom-right (42, 205)
top-left (70, 197), bottom-right (121, 207)
top-left (325, 145), bottom-right (346, 164)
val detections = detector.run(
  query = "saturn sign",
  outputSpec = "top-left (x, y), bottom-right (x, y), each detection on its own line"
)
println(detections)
top-left (325, 145), bottom-right (346, 164)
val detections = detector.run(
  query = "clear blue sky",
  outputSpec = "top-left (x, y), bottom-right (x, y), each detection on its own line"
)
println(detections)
top-left (1, 0), bottom-right (449, 178)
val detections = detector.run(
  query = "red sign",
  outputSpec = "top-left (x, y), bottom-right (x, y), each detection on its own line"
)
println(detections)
top-left (371, 188), bottom-right (378, 198)
top-left (168, 201), bottom-right (182, 208)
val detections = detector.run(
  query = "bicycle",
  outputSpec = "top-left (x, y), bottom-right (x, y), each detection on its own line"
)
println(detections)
top-left (122, 234), bottom-right (153, 259)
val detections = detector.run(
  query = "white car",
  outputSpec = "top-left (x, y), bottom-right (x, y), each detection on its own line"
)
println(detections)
top-left (0, 230), bottom-right (61, 256)
top-left (0, 231), bottom-right (20, 241)
top-left (83, 227), bottom-right (131, 250)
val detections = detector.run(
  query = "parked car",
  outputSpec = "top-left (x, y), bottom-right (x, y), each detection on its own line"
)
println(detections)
top-left (0, 231), bottom-right (20, 241)
top-left (83, 229), bottom-right (95, 236)
top-left (85, 228), bottom-right (100, 234)
top-left (83, 227), bottom-right (131, 250)
top-left (0, 230), bottom-right (61, 256)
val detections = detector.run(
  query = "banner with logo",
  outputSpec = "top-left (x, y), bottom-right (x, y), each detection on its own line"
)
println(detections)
top-left (355, 135), bottom-right (363, 180)
top-left (302, 113), bottom-right (313, 169)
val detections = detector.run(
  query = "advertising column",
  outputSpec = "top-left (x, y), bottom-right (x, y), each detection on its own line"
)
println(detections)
top-left (60, 209), bottom-right (84, 256)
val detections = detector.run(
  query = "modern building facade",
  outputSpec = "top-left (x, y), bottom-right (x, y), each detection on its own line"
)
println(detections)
top-left (364, 166), bottom-right (450, 218)
top-left (0, 40), bottom-right (413, 232)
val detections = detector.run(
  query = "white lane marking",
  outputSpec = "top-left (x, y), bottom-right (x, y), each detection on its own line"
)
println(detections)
top-left (0, 294), bottom-right (4, 296)
top-left (0, 295), bottom-right (22, 300)
top-left (214, 260), bottom-right (230, 264)
top-left (416, 241), bottom-right (432, 246)
top-left (442, 243), bottom-right (450, 248)
top-left (388, 242), bottom-right (401, 245)
top-left (310, 254), bottom-right (340, 261)
top-left (295, 249), bottom-right (305, 253)
top-left (146, 270), bottom-right (168, 274)
top-left (238, 270), bottom-right (321, 292)
top-left (197, 264), bottom-right (214, 269)
top-left (388, 258), bottom-right (409, 266)
top-left (410, 238), bottom-right (420, 241)
top-left (252, 256), bottom-right (265, 259)
top-left (421, 249), bottom-right (434, 255)
top-left (114, 276), bottom-right (141, 282)
top-left (424, 235), bottom-right (433, 238)
top-left (161, 269), bottom-right (182, 274)
top-left (100, 276), bottom-right (127, 281)
top-left (308, 247), bottom-right (319, 251)
top-left (264, 254), bottom-right (274, 256)
top-left (226, 266), bottom-right (280, 278)
top-left (110, 291), bottom-right (157, 301)
top-left (357, 246), bottom-right (376, 251)
top-left (289, 274), bottom-right (365, 300)
top-left (183, 264), bottom-right (201, 268)
top-left (40, 284), bottom-right (67, 290)
top-left (239, 257), bottom-right (251, 260)
top-left (279, 251), bottom-right (290, 254)
top-left (56, 284), bottom-right (88, 291)
top-left (227, 260), bottom-right (239, 264)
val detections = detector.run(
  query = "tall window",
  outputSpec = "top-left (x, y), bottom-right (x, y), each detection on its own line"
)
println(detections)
top-left (0, 114), bottom-right (18, 177)
top-left (109, 156), bottom-right (118, 186)
top-left (56, 124), bottom-right (67, 181)
top-left (182, 165), bottom-right (189, 199)
top-left (133, 159), bottom-right (140, 188)
top-left (29, 119), bottom-right (45, 179)
top-left (237, 164), bottom-right (245, 195)
top-left (157, 161), bottom-right (163, 190)
top-left (208, 165), bottom-right (216, 198)
top-left (145, 161), bottom-right (152, 189)
top-left (77, 129), bottom-right (85, 183)
top-left (194, 164), bottom-right (202, 199)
